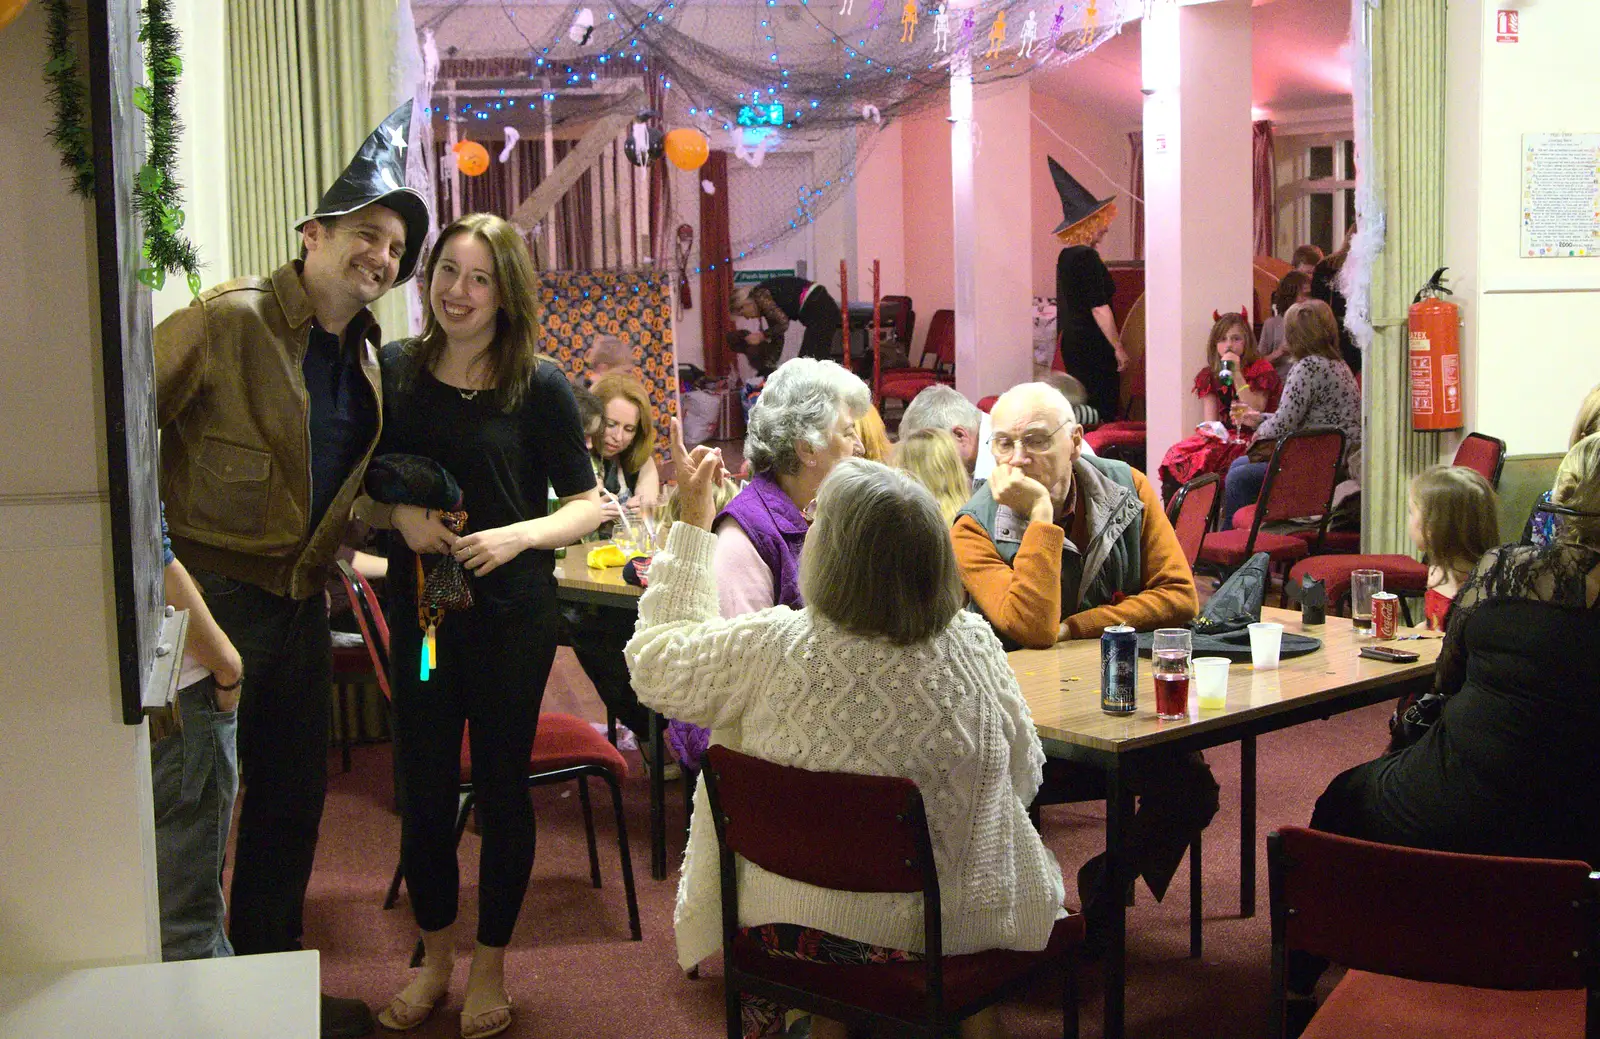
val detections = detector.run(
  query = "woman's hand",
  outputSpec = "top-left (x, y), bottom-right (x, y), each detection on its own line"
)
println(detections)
top-left (453, 526), bottom-right (529, 576)
top-left (1219, 350), bottom-right (1243, 366)
top-left (670, 418), bottom-right (727, 530)
top-left (598, 494), bottom-right (625, 523)
top-left (393, 505), bottom-right (460, 555)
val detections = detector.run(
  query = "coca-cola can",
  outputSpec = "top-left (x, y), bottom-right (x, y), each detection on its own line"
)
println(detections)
top-left (1371, 592), bottom-right (1400, 640)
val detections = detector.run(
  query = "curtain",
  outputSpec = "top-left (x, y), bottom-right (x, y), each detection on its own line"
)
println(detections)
top-left (699, 150), bottom-right (735, 378)
top-left (225, 0), bottom-right (409, 337)
top-left (1128, 131), bottom-right (1144, 262)
top-left (1356, 0), bottom-right (1448, 553)
top-left (1252, 120), bottom-right (1275, 258)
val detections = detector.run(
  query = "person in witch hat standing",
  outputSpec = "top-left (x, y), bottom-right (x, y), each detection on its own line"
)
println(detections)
top-left (1048, 156), bottom-right (1127, 423)
top-left (155, 101), bottom-right (433, 1039)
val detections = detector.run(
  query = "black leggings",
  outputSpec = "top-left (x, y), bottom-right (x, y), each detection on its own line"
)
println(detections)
top-left (388, 597), bottom-right (557, 947)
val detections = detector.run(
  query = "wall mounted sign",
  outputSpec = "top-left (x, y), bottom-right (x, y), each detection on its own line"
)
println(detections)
top-left (1496, 10), bottom-right (1519, 43)
top-left (1520, 132), bottom-right (1600, 258)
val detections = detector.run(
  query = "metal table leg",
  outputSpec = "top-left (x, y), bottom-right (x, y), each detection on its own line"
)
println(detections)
top-left (1103, 765), bottom-right (1133, 1039)
top-left (649, 710), bottom-right (666, 880)
top-left (1240, 734), bottom-right (1257, 917)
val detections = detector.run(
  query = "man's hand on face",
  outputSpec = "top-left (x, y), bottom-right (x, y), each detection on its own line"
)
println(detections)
top-left (989, 462), bottom-right (1055, 526)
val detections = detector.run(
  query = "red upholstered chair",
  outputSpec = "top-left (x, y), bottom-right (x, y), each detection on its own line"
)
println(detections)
top-left (1286, 554), bottom-right (1429, 623)
top-left (1267, 826), bottom-right (1600, 1039)
top-left (1166, 473), bottom-right (1221, 568)
top-left (880, 294), bottom-right (916, 352)
top-left (876, 308), bottom-right (956, 408)
top-left (1197, 428), bottom-right (1346, 592)
top-left (338, 562), bottom-right (641, 941)
top-left (702, 745), bottom-right (1084, 1039)
top-left (1452, 431), bottom-right (1507, 489)
top-left (977, 395), bottom-right (998, 413)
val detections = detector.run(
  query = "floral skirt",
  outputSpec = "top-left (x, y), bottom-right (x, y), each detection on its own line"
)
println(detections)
top-left (738, 923), bottom-right (921, 1038)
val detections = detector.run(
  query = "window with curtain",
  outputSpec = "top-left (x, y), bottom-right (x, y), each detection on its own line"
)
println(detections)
top-left (1274, 132), bottom-right (1356, 258)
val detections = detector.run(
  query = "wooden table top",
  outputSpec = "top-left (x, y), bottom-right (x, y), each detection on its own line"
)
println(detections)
top-left (1009, 608), bottom-right (1444, 756)
top-left (554, 540), bottom-right (643, 601)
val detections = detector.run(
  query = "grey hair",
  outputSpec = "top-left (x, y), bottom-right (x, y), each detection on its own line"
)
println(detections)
top-left (991, 381), bottom-right (1076, 428)
top-left (745, 357), bottom-right (871, 475)
top-left (900, 384), bottom-right (981, 437)
top-left (800, 459), bottom-right (965, 644)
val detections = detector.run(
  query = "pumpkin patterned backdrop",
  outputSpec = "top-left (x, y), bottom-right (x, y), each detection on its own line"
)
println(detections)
top-left (538, 270), bottom-right (677, 467)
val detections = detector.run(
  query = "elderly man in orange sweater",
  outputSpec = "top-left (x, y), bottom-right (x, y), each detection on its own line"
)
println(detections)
top-left (952, 381), bottom-right (1218, 947)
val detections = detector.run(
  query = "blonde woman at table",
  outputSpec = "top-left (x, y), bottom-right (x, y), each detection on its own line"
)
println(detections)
top-left (364, 213), bottom-right (602, 1039)
top-left (626, 426), bottom-right (1067, 1039)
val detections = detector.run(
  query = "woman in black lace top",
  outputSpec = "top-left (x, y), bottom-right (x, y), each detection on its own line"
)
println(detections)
top-left (1309, 432), bottom-right (1600, 865)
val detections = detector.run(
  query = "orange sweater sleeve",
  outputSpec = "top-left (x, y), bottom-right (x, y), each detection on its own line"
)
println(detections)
top-left (952, 515), bottom-right (1063, 650)
top-left (1061, 469), bottom-right (1200, 640)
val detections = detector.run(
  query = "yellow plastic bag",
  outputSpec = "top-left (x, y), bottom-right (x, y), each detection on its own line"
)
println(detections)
top-left (585, 544), bottom-right (629, 569)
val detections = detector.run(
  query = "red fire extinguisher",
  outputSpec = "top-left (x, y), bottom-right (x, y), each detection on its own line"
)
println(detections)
top-left (1409, 267), bottom-right (1463, 432)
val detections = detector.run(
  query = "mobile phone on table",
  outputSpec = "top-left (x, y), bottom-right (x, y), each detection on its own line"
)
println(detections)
top-left (1359, 645), bottom-right (1420, 663)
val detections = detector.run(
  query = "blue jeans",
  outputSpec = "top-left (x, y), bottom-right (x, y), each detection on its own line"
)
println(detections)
top-left (152, 679), bottom-right (239, 960)
top-left (1222, 457), bottom-right (1269, 530)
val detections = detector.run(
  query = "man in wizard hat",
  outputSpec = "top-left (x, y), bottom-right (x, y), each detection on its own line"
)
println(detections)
top-left (155, 101), bottom-right (431, 1038)
top-left (1048, 155), bottom-right (1128, 422)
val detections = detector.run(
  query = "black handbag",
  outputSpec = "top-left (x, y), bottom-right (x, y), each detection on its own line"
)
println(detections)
top-left (1137, 553), bottom-right (1323, 660)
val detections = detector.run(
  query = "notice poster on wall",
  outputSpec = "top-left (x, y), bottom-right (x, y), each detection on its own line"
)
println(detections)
top-left (1520, 132), bottom-right (1600, 257)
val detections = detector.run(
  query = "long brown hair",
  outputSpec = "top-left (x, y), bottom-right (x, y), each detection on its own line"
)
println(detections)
top-left (1409, 466), bottom-right (1498, 577)
top-left (592, 372), bottom-right (656, 475)
top-left (1204, 312), bottom-right (1259, 372)
top-left (1282, 299), bottom-right (1344, 363)
top-left (407, 213), bottom-right (544, 412)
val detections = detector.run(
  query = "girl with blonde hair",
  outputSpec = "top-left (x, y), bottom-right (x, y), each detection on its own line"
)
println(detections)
top-left (1406, 466), bottom-right (1500, 630)
top-left (894, 428), bottom-right (972, 526)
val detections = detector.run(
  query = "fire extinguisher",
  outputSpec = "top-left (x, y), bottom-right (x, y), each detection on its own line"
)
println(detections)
top-left (1409, 267), bottom-right (1463, 432)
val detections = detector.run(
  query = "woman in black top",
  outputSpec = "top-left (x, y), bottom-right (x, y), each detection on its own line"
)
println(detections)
top-left (1047, 157), bottom-right (1127, 422)
top-left (366, 213), bottom-right (602, 1038)
top-left (729, 275), bottom-right (841, 374)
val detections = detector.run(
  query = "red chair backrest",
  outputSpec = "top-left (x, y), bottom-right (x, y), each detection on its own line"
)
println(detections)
top-left (1257, 428), bottom-right (1345, 524)
top-left (924, 309), bottom-right (955, 369)
top-left (336, 560), bottom-right (391, 701)
top-left (1452, 432), bottom-right (1506, 489)
top-left (702, 745), bottom-right (929, 894)
top-left (1270, 826), bottom-right (1597, 991)
top-left (1167, 474), bottom-right (1219, 567)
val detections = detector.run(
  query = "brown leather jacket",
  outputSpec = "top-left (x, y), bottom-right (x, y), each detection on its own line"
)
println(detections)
top-left (156, 261), bottom-right (383, 600)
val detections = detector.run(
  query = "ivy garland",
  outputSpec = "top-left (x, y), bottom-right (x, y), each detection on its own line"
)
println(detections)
top-left (133, 0), bottom-right (201, 296)
top-left (43, 0), bottom-right (94, 198)
top-left (42, 0), bottom-right (201, 296)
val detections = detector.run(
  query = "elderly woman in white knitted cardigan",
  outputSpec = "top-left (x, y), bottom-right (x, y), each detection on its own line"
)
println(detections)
top-left (626, 423), bottom-right (1067, 1039)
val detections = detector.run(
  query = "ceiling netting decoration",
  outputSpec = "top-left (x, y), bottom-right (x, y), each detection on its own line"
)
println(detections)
top-left (419, 0), bottom-right (1143, 267)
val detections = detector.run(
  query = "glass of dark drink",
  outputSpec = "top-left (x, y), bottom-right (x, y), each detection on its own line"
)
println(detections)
top-left (1152, 628), bottom-right (1192, 720)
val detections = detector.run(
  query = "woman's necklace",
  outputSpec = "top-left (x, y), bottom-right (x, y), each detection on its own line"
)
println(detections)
top-left (456, 387), bottom-right (480, 401)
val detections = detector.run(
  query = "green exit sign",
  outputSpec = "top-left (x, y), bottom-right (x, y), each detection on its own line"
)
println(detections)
top-left (733, 268), bottom-right (794, 284)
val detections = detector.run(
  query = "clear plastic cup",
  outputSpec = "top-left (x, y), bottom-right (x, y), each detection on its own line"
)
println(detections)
top-left (1193, 657), bottom-right (1231, 709)
top-left (1248, 622), bottom-right (1284, 670)
top-left (1351, 569), bottom-right (1384, 636)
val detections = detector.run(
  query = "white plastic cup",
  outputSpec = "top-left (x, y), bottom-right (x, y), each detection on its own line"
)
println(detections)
top-left (1248, 622), bottom-right (1284, 670)
top-left (1194, 657), bottom-right (1231, 709)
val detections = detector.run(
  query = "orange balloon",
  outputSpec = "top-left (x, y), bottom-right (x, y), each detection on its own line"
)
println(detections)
top-left (456, 140), bottom-right (490, 177)
top-left (0, 0), bottom-right (30, 31)
top-left (664, 128), bottom-right (710, 171)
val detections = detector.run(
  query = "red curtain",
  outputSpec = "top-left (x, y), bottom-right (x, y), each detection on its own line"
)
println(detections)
top-left (1127, 131), bottom-right (1144, 261)
top-left (699, 150), bottom-right (735, 378)
top-left (1252, 120), bottom-right (1276, 258)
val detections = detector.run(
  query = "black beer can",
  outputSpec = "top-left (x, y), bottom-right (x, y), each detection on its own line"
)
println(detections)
top-left (1101, 625), bottom-right (1138, 714)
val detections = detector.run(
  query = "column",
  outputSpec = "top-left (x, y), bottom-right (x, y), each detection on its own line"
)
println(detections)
top-left (1142, 0), bottom-right (1254, 485)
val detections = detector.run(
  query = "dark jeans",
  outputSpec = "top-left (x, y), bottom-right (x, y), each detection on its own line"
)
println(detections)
top-left (559, 602), bottom-right (652, 743)
top-left (1222, 457), bottom-right (1269, 530)
top-left (191, 570), bottom-right (332, 957)
top-left (388, 597), bottom-right (558, 947)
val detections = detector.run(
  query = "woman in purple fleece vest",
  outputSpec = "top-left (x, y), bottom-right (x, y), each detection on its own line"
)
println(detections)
top-left (665, 358), bottom-right (871, 769)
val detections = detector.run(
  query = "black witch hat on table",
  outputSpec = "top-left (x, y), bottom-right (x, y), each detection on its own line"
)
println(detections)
top-left (295, 101), bottom-right (431, 283)
top-left (1048, 156), bottom-right (1118, 244)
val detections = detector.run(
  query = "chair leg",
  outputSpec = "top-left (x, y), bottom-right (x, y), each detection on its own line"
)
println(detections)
top-left (578, 775), bottom-right (602, 889)
top-left (600, 768), bottom-right (643, 941)
top-left (1063, 952), bottom-right (1080, 1039)
top-left (1189, 834), bottom-right (1203, 959)
top-left (383, 859), bottom-right (405, 910)
top-left (337, 683), bottom-right (353, 774)
top-left (724, 968), bottom-right (743, 1039)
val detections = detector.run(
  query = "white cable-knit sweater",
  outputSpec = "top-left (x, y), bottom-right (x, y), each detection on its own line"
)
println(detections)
top-left (624, 522), bottom-right (1067, 969)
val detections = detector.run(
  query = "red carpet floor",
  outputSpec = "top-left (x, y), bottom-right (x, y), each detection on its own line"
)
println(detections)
top-left (288, 664), bottom-right (1395, 1039)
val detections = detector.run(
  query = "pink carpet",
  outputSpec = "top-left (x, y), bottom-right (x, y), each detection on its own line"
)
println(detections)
top-left (289, 699), bottom-right (1395, 1038)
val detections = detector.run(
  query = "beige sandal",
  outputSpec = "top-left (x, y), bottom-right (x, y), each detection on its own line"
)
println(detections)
top-left (376, 988), bottom-right (446, 1032)
top-left (459, 1002), bottom-right (513, 1039)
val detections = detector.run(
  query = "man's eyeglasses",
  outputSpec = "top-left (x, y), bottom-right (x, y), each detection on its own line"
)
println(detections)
top-left (991, 418), bottom-right (1070, 458)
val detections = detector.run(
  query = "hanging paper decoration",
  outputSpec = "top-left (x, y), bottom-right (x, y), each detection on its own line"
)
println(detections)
top-left (623, 111), bottom-right (665, 167)
top-left (838, 0), bottom-right (854, 17)
top-left (568, 7), bottom-right (595, 45)
top-left (0, 0), bottom-right (29, 31)
top-left (866, 0), bottom-right (889, 31)
top-left (664, 128), bottom-right (710, 171)
top-left (1017, 10), bottom-right (1040, 57)
top-left (455, 140), bottom-right (489, 177)
top-left (498, 127), bottom-right (520, 163)
top-left (860, 104), bottom-right (882, 126)
top-left (984, 10), bottom-right (1007, 58)
top-left (899, 0), bottom-right (918, 42)
top-left (732, 128), bottom-right (772, 168)
top-left (933, 6), bottom-right (951, 52)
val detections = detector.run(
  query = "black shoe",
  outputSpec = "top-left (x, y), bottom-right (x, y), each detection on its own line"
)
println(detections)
top-left (321, 993), bottom-right (375, 1039)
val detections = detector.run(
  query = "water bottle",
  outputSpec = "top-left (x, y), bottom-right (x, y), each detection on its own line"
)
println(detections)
top-left (1218, 358), bottom-right (1235, 389)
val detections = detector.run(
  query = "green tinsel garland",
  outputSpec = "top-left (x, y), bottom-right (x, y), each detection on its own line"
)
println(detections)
top-left (133, 0), bottom-right (201, 296)
top-left (43, 0), bottom-right (94, 197)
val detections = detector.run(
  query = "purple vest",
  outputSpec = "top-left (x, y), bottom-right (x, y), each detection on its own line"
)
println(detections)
top-left (716, 472), bottom-right (808, 608)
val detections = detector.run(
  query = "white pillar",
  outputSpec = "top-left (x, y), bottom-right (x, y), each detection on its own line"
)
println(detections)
top-left (951, 68), bottom-right (980, 390)
top-left (1142, 0), bottom-right (1254, 483)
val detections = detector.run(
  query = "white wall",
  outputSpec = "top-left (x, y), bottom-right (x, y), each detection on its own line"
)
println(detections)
top-left (854, 121), bottom-right (906, 306)
top-left (1446, 0), bottom-right (1600, 455)
top-left (0, 2), bottom-right (161, 971)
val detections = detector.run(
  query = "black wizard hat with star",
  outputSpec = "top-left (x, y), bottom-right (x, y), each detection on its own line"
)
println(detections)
top-left (295, 101), bottom-right (431, 283)
top-left (1047, 156), bottom-right (1117, 240)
